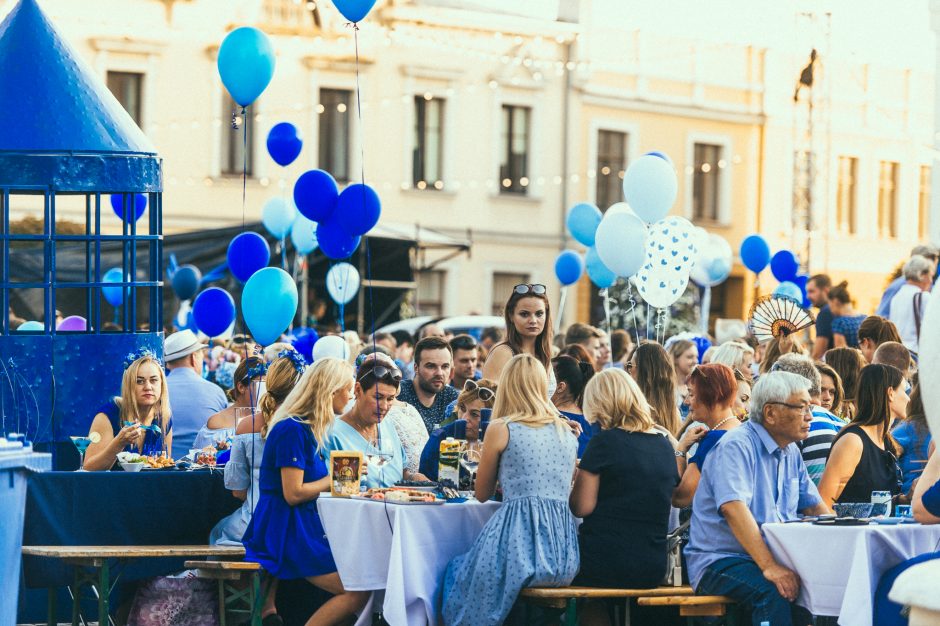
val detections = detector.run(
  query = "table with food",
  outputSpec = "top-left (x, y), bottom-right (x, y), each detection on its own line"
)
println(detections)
top-left (318, 483), bottom-right (502, 626)
top-left (764, 518), bottom-right (940, 626)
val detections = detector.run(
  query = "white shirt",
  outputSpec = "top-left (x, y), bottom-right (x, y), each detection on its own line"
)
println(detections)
top-left (889, 283), bottom-right (930, 353)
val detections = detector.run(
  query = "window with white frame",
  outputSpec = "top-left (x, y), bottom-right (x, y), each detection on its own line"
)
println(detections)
top-left (106, 71), bottom-right (144, 126)
top-left (220, 95), bottom-right (255, 176)
top-left (491, 272), bottom-right (529, 316)
top-left (595, 130), bottom-right (627, 211)
top-left (413, 96), bottom-right (444, 190)
top-left (836, 156), bottom-right (858, 234)
top-left (416, 270), bottom-right (445, 317)
top-left (499, 105), bottom-right (531, 195)
top-left (319, 88), bottom-right (351, 183)
top-left (693, 143), bottom-right (722, 221)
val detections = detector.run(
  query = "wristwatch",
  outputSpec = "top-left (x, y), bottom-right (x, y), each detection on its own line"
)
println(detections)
top-left (675, 449), bottom-right (687, 458)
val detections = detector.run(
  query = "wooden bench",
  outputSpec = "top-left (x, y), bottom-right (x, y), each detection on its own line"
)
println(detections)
top-left (520, 586), bottom-right (738, 625)
top-left (638, 594), bottom-right (738, 624)
top-left (23, 544), bottom-right (245, 626)
top-left (184, 560), bottom-right (264, 626)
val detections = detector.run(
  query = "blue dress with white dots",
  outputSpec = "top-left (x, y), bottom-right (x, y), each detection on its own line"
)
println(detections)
top-left (442, 420), bottom-right (580, 625)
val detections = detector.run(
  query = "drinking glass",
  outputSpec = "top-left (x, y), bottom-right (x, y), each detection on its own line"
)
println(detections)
top-left (70, 436), bottom-right (93, 471)
top-left (459, 444), bottom-right (482, 487)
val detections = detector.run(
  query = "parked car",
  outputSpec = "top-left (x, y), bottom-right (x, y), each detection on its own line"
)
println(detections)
top-left (377, 315), bottom-right (504, 341)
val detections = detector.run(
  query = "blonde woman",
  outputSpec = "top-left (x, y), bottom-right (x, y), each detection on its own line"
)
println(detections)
top-left (443, 354), bottom-right (579, 626)
top-left (569, 368), bottom-right (678, 605)
top-left (710, 341), bottom-right (755, 382)
top-left (84, 352), bottom-right (172, 471)
top-left (242, 357), bottom-right (369, 626)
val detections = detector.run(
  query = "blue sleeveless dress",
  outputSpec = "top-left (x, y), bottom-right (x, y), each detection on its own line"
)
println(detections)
top-left (442, 421), bottom-right (580, 625)
top-left (98, 400), bottom-right (172, 457)
top-left (241, 417), bottom-right (336, 579)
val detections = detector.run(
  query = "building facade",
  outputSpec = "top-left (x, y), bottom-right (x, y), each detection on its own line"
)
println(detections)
top-left (7, 0), bottom-right (935, 328)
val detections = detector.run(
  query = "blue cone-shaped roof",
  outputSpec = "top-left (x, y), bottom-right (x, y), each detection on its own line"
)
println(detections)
top-left (0, 0), bottom-right (156, 155)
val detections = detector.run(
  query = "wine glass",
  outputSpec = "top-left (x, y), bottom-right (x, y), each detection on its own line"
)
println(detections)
top-left (362, 448), bottom-right (391, 489)
top-left (459, 445), bottom-right (482, 487)
top-left (70, 435), bottom-right (94, 471)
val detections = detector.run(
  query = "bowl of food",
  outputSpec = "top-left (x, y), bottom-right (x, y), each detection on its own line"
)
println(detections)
top-left (117, 452), bottom-right (146, 472)
top-left (833, 502), bottom-right (873, 519)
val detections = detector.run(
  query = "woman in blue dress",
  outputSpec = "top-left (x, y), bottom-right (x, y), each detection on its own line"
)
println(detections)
top-left (443, 354), bottom-right (580, 626)
top-left (84, 351), bottom-right (173, 471)
top-left (551, 355), bottom-right (596, 457)
top-left (242, 357), bottom-right (369, 626)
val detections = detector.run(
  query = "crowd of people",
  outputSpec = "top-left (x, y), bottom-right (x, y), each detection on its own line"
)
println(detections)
top-left (66, 243), bottom-right (940, 626)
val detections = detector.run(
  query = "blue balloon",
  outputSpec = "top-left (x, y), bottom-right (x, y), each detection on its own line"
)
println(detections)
top-left (294, 169), bottom-right (339, 222)
top-left (622, 154), bottom-right (678, 223)
top-left (337, 183), bottom-right (381, 236)
top-left (585, 246), bottom-right (617, 289)
top-left (739, 234), bottom-right (771, 274)
top-left (286, 326), bottom-right (319, 363)
top-left (333, 0), bottom-right (376, 22)
top-left (290, 216), bottom-right (318, 255)
top-left (773, 281), bottom-right (803, 302)
top-left (172, 264), bottom-right (202, 300)
top-left (193, 287), bottom-right (236, 338)
top-left (262, 197), bottom-right (297, 240)
top-left (242, 268), bottom-right (298, 346)
top-left (102, 267), bottom-right (125, 307)
top-left (316, 219), bottom-right (361, 260)
top-left (770, 250), bottom-right (800, 283)
top-left (266, 122), bottom-right (303, 167)
top-left (110, 193), bottom-right (147, 222)
top-left (217, 27), bottom-right (276, 107)
top-left (227, 232), bottom-right (271, 283)
top-left (692, 336), bottom-right (712, 363)
top-left (644, 151), bottom-right (673, 165)
top-left (554, 250), bottom-right (584, 286)
top-left (16, 320), bottom-right (43, 332)
top-left (566, 203), bottom-right (603, 246)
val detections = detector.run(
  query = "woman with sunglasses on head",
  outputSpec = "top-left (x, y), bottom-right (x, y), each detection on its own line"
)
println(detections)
top-left (419, 378), bottom-right (498, 480)
top-left (193, 356), bottom-right (266, 451)
top-left (323, 356), bottom-right (429, 488)
top-left (482, 283), bottom-right (557, 399)
top-left (242, 357), bottom-right (369, 626)
top-left (818, 364), bottom-right (907, 507)
top-left (551, 355), bottom-right (596, 457)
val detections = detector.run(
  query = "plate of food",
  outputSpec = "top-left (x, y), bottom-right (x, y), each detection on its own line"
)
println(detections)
top-left (116, 452), bottom-right (146, 472)
top-left (141, 455), bottom-right (176, 470)
top-left (356, 487), bottom-right (443, 504)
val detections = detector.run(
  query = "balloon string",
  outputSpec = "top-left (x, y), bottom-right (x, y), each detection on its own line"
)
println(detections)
top-left (627, 283), bottom-right (641, 348)
top-left (240, 106), bottom-right (248, 232)
top-left (351, 22), bottom-right (380, 443)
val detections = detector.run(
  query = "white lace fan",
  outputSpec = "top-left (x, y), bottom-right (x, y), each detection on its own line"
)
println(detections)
top-left (748, 295), bottom-right (816, 343)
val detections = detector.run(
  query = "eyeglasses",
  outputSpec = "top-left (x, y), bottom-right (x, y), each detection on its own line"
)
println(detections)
top-left (767, 401), bottom-right (812, 415)
top-left (357, 364), bottom-right (402, 385)
top-left (463, 379), bottom-right (495, 402)
top-left (513, 283), bottom-right (547, 296)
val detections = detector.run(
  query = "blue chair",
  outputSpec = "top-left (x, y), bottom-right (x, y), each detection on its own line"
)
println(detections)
top-left (873, 551), bottom-right (940, 626)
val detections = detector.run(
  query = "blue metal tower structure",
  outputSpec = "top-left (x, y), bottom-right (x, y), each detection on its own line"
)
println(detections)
top-left (0, 0), bottom-right (163, 464)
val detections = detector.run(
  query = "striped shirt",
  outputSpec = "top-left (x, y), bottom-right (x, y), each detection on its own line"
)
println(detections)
top-left (798, 407), bottom-right (845, 485)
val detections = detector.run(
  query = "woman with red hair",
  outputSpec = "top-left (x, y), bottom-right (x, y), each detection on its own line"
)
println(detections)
top-left (672, 363), bottom-right (740, 507)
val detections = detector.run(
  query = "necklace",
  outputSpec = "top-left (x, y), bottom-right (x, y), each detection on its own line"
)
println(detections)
top-left (710, 415), bottom-right (738, 431)
top-left (350, 416), bottom-right (378, 447)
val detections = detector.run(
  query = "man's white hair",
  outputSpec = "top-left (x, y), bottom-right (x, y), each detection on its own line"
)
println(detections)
top-left (749, 371), bottom-right (811, 424)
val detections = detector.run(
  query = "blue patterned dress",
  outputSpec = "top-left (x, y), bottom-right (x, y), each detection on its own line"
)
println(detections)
top-left (442, 421), bottom-right (580, 625)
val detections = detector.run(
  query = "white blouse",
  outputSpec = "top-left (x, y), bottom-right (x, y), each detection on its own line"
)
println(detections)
top-left (384, 402), bottom-right (430, 473)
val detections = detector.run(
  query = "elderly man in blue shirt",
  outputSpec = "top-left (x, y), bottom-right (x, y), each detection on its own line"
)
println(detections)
top-left (685, 371), bottom-right (831, 626)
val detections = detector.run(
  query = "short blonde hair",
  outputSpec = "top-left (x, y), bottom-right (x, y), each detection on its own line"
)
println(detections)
top-left (583, 368), bottom-right (654, 432)
top-left (491, 354), bottom-right (566, 437)
top-left (268, 357), bottom-right (353, 450)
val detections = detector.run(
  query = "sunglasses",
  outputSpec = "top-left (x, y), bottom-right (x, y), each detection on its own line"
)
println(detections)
top-left (463, 379), bottom-right (495, 402)
top-left (357, 364), bottom-right (402, 384)
top-left (513, 283), bottom-right (546, 296)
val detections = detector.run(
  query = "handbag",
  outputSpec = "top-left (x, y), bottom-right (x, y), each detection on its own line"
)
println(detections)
top-left (127, 576), bottom-right (218, 626)
top-left (662, 519), bottom-right (690, 587)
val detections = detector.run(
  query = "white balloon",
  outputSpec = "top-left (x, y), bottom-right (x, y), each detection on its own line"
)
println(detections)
top-left (594, 211), bottom-right (649, 277)
top-left (325, 262), bottom-right (360, 305)
top-left (312, 335), bottom-right (350, 361)
top-left (633, 216), bottom-right (696, 308)
top-left (691, 233), bottom-right (733, 287)
top-left (919, 298), bottom-right (940, 437)
top-left (605, 202), bottom-right (636, 217)
top-left (291, 216), bottom-right (318, 255)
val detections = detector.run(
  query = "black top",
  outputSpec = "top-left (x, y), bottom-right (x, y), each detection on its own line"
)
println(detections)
top-left (815, 304), bottom-right (834, 345)
top-left (574, 429), bottom-right (679, 588)
top-left (833, 424), bottom-right (901, 503)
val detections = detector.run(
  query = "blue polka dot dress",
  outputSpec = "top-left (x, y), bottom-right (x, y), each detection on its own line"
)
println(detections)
top-left (442, 421), bottom-right (580, 625)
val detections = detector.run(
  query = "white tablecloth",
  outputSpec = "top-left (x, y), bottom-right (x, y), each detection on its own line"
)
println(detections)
top-left (318, 495), bottom-right (501, 625)
top-left (764, 522), bottom-right (940, 626)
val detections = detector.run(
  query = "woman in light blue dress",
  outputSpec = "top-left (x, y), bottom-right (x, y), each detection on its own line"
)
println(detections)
top-left (443, 354), bottom-right (579, 626)
top-left (193, 357), bottom-right (266, 451)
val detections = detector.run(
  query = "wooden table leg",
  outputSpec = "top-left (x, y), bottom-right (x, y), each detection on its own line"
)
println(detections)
top-left (71, 567), bottom-right (80, 626)
top-left (251, 573), bottom-right (262, 626)
top-left (46, 587), bottom-right (57, 626)
top-left (97, 561), bottom-right (110, 626)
